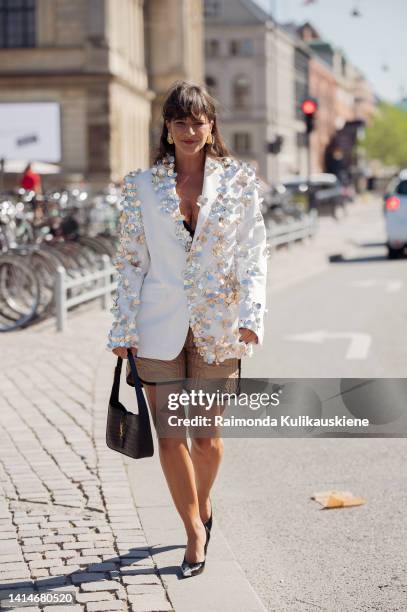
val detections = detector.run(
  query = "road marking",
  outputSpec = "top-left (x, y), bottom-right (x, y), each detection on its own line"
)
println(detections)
top-left (350, 279), bottom-right (403, 292)
top-left (285, 330), bottom-right (372, 359)
top-left (387, 280), bottom-right (403, 292)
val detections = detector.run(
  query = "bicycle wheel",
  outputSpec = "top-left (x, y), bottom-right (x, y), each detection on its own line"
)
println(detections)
top-left (30, 249), bottom-right (60, 315)
top-left (78, 236), bottom-right (114, 257)
top-left (0, 256), bottom-right (40, 331)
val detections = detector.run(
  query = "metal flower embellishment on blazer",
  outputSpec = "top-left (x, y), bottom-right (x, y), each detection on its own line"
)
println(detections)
top-left (150, 153), bottom-right (268, 364)
top-left (107, 168), bottom-right (148, 351)
top-left (151, 154), bottom-right (218, 252)
top-left (151, 156), bottom-right (193, 252)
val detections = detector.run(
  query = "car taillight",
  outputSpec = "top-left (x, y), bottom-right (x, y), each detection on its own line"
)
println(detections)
top-left (386, 196), bottom-right (401, 210)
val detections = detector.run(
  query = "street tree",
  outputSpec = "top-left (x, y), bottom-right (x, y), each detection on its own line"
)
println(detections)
top-left (362, 103), bottom-right (407, 168)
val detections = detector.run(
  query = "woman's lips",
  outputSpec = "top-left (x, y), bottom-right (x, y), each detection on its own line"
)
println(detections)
top-left (182, 140), bottom-right (197, 144)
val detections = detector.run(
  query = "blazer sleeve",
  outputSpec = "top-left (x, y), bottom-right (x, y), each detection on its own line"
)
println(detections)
top-left (235, 162), bottom-right (268, 345)
top-left (106, 172), bottom-right (150, 351)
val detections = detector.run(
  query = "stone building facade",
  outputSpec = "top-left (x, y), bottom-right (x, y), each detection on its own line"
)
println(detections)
top-left (308, 56), bottom-right (337, 173)
top-left (146, 0), bottom-right (204, 150)
top-left (0, 0), bottom-right (203, 186)
top-left (298, 22), bottom-right (376, 177)
top-left (204, 0), bottom-right (309, 184)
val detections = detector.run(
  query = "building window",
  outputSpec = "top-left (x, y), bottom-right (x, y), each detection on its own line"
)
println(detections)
top-left (230, 39), bottom-right (254, 57)
top-left (233, 133), bottom-right (252, 155)
top-left (204, 0), bottom-right (221, 18)
top-left (205, 38), bottom-right (220, 58)
top-left (233, 75), bottom-right (251, 110)
top-left (0, 0), bottom-right (36, 48)
top-left (205, 76), bottom-right (218, 98)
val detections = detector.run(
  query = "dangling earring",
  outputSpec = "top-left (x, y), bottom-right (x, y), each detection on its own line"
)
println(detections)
top-left (167, 132), bottom-right (174, 144)
top-left (206, 133), bottom-right (213, 145)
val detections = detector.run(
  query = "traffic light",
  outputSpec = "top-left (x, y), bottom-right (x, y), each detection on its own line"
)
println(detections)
top-left (301, 98), bottom-right (318, 134)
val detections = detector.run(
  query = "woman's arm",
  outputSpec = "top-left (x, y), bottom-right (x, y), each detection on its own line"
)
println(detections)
top-left (235, 163), bottom-right (268, 345)
top-left (107, 173), bottom-right (150, 352)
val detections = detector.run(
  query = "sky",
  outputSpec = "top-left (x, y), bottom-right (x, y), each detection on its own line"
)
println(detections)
top-left (256, 0), bottom-right (407, 102)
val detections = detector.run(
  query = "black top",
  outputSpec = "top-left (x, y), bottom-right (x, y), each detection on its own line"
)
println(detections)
top-left (183, 219), bottom-right (195, 238)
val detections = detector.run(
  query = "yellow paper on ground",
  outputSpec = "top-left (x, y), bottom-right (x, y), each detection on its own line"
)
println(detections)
top-left (311, 490), bottom-right (366, 508)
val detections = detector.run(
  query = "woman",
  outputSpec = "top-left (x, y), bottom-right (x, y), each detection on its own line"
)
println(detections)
top-left (20, 163), bottom-right (43, 223)
top-left (107, 81), bottom-right (268, 577)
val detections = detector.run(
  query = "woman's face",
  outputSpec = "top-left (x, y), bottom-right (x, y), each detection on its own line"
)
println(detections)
top-left (166, 114), bottom-right (213, 157)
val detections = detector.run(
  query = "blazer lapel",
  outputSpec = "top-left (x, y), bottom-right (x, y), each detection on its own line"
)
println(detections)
top-left (191, 155), bottom-right (222, 249)
top-left (151, 154), bottom-right (223, 253)
top-left (151, 156), bottom-right (192, 252)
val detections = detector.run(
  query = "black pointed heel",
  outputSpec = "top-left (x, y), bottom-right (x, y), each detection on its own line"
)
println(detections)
top-left (180, 555), bottom-right (206, 578)
top-left (203, 496), bottom-right (213, 530)
top-left (203, 499), bottom-right (213, 554)
top-left (204, 509), bottom-right (212, 532)
top-left (181, 525), bottom-right (210, 578)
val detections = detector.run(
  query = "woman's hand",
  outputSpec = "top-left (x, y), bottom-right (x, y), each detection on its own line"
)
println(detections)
top-left (112, 347), bottom-right (138, 359)
top-left (239, 328), bottom-right (258, 345)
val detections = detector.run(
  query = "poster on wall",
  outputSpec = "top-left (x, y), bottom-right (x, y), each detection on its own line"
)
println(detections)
top-left (0, 102), bottom-right (61, 165)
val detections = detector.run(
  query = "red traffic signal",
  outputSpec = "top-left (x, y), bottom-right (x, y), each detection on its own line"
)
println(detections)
top-left (301, 98), bottom-right (318, 134)
top-left (301, 99), bottom-right (318, 115)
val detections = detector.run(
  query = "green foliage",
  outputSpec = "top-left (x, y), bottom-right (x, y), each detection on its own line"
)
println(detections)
top-left (361, 103), bottom-right (407, 167)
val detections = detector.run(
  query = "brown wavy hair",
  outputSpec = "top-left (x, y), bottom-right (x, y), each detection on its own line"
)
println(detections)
top-left (153, 80), bottom-right (232, 164)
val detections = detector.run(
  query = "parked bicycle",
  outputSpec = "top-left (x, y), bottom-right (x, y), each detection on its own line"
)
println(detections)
top-left (0, 185), bottom-right (121, 332)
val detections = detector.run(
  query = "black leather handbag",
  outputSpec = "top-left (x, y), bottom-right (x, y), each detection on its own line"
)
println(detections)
top-left (106, 350), bottom-right (154, 459)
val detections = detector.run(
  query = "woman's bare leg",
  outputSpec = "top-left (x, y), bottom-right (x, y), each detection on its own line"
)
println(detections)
top-left (190, 435), bottom-right (224, 524)
top-left (188, 396), bottom-right (224, 524)
top-left (144, 384), bottom-right (207, 563)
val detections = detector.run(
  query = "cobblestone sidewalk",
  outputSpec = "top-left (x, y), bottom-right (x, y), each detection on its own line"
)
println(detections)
top-left (0, 305), bottom-right (173, 612)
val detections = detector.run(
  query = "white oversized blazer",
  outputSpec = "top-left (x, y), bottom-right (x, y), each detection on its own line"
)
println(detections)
top-left (107, 153), bottom-right (268, 365)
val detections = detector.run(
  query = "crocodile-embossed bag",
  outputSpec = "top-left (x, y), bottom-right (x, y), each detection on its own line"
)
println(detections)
top-left (106, 350), bottom-right (154, 459)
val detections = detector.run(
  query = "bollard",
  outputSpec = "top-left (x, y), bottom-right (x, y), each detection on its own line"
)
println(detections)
top-left (55, 266), bottom-right (67, 332)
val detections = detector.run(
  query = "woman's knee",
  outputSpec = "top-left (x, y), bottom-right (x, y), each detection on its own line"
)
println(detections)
top-left (158, 436), bottom-right (188, 454)
top-left (191, 436), bottom-right (224, 456)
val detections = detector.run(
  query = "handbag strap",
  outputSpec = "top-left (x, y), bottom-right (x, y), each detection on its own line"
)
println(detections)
top-left (110, 357), bottom-right (123, 405)
top-left (109, 351), bottom-right (151, 426)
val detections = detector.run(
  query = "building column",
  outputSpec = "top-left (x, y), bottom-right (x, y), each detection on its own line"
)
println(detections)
top-left (145, 0), bottom-right (204, 145)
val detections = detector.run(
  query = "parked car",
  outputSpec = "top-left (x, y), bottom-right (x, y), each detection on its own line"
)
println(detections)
top-left (383, 170), bottom-right (407, 259)
top-left (262, 184), bottom-right (305, 224)
top-left (282, 173), bottom-right (348, 218)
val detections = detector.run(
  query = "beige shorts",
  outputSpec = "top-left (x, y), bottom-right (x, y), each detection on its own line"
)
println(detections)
top-left (129, 326), bottom-right (240, 395)
top-left (128, 327), bottom-right (241, 437)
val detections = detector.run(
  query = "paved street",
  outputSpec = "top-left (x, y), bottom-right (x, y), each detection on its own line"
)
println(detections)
top-left (1, 195), bottom-right (407, 611)
top-left (0, 313), bottom-right (172, 612)
top-left (219, 195), bottom-right (407, 611)
top-left (249, 194), bottom-right (407, 378)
